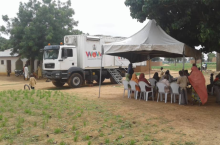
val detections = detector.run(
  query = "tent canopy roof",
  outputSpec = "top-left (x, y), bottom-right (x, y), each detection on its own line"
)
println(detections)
top-left (103, 20), bottom-right (201, 63)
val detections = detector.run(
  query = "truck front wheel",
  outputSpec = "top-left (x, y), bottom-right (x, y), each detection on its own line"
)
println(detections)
top-left (68, 73), bottom-right (83, 88)
top-left (52, 80), bottom-right (65, 87)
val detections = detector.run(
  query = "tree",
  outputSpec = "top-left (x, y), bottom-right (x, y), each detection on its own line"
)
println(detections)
top-left (202, 53), bottom-right (205, 62)
top-left (207, 53), bottom-right (216, 62)
top-left (0, 0), bottom-right (82, 72)
top-left (151, 57), bottom-right (160, 61)
top-left (125, 0), bottom-right (220, 70)
top-left (125, 0), bottom-right (220, 53)
top-left (0, 36), bottom-right (8, 51)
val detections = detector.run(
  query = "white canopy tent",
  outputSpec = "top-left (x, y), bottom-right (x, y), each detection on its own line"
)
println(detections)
top-left (98, 20), bottom-right (201, 98)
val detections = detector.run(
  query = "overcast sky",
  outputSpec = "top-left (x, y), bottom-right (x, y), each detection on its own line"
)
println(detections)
top-left (0, 0), bottom-right (148, 38)
top-left (0, 0), bottom-right (210, 59)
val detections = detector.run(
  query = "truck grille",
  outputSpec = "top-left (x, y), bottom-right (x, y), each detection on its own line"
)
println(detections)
top-left (45, 63), bottom-right (55, 68)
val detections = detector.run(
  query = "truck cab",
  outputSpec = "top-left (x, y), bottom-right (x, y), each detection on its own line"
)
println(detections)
top-left (43, 45), bottom-right (85, 87)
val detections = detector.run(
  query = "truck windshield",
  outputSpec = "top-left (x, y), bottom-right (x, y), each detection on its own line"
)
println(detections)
top-left (44, 49), bottom-right (59, 59)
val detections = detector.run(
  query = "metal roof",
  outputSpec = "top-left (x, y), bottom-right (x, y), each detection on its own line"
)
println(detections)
top-left (0, 49), bottom-right (19, 58)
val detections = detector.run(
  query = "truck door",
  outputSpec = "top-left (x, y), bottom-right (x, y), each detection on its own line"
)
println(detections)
top-left (60, 47), bottom-right (77, 70)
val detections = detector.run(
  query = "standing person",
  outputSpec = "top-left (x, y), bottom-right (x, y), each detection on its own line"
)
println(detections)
top-left (160, 67), bottom-right (164, 78)
top-left (29, 74), bottom-right (37, 89)
top-left (37, 64), bottom-right (42, 79)
top-left (177, 71), bottom-right (189, 105)
top-left (24, 64), bottom-right (29, 80)
top-left (23, 65), bottom-right (25, 80)
top-left (127, 63), bottom-right (134, 80)
top-left (138, 73), bottom-right (151, 91)
top-left (7, 69), bottom-right (11, 77)
top-left (207, 73), bottom-right (214, 93)
top-left (188, 65), bottom-right (208, 105)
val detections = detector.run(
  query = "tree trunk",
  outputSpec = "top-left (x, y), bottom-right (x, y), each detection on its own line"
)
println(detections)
top-left (217, 53), bottom-right (220, 71)
top-left (30, 57), bottom-right (35, 73)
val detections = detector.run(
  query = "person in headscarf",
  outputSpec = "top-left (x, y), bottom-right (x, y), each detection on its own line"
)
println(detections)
top-left (153, 72), bottom-right (159, 82)
top-left (188, 65), bottom-right (208, 105)
top-left (165, 70), bottom-right (173, 82)
top-left (131, 73), bottom-right (140, 92)
top-left (127, 63), bottom-right (134, 80)
top-left (139, 73), bottom-right (151, 91)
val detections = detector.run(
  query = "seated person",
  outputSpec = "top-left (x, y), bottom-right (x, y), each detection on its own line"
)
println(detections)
top-left (184, 70), bottom-right (189, 77)
top-left (153, 72), bottom-right (160, 82)
top-left (165, 70), bottom-right (174, 83)
top-left (160, 75), bottom-right (170, 93)
top-left (131, 73), bottom-right (140, 92)
top-left (177, 71), bottom-right (189, 105)
top-left (138, 73), bottom-right (151, 91)
top-left (125, 73), bottom-right (131, 89)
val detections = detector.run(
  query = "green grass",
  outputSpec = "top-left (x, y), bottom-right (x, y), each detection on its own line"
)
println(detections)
top-left (0, 89), bottom-right (196, 144)
top-left (151, 62), bottom-right (216, 71)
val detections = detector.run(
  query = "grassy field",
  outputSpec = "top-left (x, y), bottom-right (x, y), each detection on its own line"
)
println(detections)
top-left (152, 63), bottom-right (216, 71)
top-left (0, 90), bottom-right (196, 145)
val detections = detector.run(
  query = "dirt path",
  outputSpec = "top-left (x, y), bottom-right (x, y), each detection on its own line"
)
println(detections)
top-left (0, 74), bottom-right (220, 144)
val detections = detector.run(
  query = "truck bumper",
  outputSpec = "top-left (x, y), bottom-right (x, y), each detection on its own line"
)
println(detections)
top-left (43, 70), bottom-right (67, 80)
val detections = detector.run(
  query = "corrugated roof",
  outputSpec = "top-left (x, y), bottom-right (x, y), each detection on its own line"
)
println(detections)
top-left (0, 49), bottom-right (19, 57)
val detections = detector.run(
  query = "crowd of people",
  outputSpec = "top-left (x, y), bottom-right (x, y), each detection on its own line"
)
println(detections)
top-left (125, 63), bottom-right (220, 105)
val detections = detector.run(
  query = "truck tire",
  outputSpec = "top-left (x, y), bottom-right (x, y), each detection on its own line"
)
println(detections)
top-left (68, 73), bottom-right (83, 88)
top-left (52, 81), bottom-right (65, 87)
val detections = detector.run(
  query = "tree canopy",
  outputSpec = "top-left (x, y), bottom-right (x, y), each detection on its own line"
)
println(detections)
top-left (0, 36), bottom-right (9, 51)
top-left (0, 0), bottom-right (82, 60)
top-left (125, 0), bottom-right (220, 53)
top-left (207, 53), bottom-right (216, 62)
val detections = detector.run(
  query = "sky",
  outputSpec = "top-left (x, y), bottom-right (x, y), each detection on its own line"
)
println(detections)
top-left (0, 0), bottom-right (148, 38)
top-left (0, 0), bottom-right (210, 59)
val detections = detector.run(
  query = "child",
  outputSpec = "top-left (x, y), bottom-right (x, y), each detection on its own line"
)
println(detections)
top-left (177, 71), bottom-right (189, 105)
top-left (29, 74), bottom-right (37, 89)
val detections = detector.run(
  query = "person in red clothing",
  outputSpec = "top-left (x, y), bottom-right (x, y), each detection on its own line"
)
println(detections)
top-left (138, 73), bottom-right (151, 91)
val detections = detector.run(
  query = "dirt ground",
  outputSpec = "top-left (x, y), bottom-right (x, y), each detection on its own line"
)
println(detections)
top-left (0, 70), bottom-right (220, 145)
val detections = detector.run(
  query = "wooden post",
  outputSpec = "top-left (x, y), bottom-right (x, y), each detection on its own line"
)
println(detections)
top-left (217, 53), bottom-right (220, 71)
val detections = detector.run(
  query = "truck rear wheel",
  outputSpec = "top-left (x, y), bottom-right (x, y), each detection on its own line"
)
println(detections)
top-left (52, 81), bottom-right (65, 87)
top-left (68, 73), bottom-right (82, 88)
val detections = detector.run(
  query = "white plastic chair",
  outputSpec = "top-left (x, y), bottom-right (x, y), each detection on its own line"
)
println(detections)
top-left (139, 81), bottom-right (154, 101)
top-left (148, 78), bottom-right (157, 87)
top-left (156, 82), bottom-right (171, 103)
top-left (129, 81), bottom-right (139, 100)
top-left (170, 82), bottom-right (181, 104)
top-left (122, 80), bottom-right (130, 98)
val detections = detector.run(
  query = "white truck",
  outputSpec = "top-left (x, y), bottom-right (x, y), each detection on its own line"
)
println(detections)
top-left (43, 35), bottom-right (145, 88)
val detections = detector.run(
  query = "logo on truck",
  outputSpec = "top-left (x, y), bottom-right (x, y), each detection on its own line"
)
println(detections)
top-left (85, 51), bottom-right (102, 59)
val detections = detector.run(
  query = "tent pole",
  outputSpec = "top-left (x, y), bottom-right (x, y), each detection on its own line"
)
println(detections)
top-left (201, 53), bottom-right (202, 72)
top-left (98, 45), bottom-right (104, 98)
top-left (183, 53), bottom-right (185, 70)
top-left (149, 57), bottom-right (150, 78)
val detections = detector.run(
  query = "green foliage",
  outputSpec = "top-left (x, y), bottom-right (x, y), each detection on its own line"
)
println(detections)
top-left (0, 0), bottom-right (83, 61)
top-left (0, 37), bottom-right (9, 51)
top-left (207, 53), bottom-right (216, 62)
top-left (124, 0), bottom-right (220, 53)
